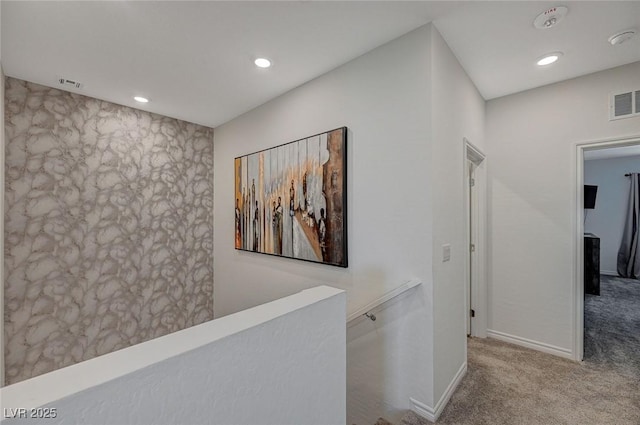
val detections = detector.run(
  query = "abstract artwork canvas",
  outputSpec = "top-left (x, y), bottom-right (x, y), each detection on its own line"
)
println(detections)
top-left (235, 127), bottom-right (347, 267)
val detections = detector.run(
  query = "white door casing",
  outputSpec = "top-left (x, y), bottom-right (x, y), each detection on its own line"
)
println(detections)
top-left (464, 139), bottom-right (487, 338)
top-left (574, 135), bottom-right (640, 361)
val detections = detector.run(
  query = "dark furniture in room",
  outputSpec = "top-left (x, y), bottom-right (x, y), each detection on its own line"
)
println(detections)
top-left (584, 233), bottom-right (600, 296)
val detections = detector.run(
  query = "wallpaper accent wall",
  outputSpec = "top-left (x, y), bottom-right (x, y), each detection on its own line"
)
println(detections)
top-left (4, 77), bottom-right (214, 384)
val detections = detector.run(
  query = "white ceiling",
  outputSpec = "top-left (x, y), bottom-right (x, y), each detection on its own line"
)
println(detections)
top-left (2, 1), bottom-right (640, 128)
top-left (435, 1), bottom-right (640, 100)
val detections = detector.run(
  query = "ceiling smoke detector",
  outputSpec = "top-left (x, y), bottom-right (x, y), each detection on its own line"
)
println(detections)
top-left (608, 29), bottom-right (637, 46)
top-left (533, 6), bottom-right (568, 29)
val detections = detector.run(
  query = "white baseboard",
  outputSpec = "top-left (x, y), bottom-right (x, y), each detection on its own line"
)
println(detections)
top-left (486, 329), bottom-right (573, 360)
top-left (409, 397), bottom-right (435, 423)
top-left (600, 270), bottom-right (618, 276)
top-left (410, 362), bottom-right (467, 422)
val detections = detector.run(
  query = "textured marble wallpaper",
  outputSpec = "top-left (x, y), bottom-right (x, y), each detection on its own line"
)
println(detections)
top-left (4, 77), bottom-right (214, 384)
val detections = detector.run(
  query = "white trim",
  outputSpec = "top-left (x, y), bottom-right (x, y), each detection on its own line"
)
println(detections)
top-left (465, 139), bottom-right (485, 165)
top-left (487, 329), bottom-right (573, 359)
top-left (600, 270), bottom-right (618, 276)
top-left (409, 362), bottom-right (467, 423)
top-left (409, 397), bottom-right (436, 423)
top-left (574, 134), bottom-right (640, 362)
top-left (464, 158), bottom-right (471, 336)
top-left (463, 138), bottom-right (487, 338)
top-left (574, 144), bottom-right (585, 361)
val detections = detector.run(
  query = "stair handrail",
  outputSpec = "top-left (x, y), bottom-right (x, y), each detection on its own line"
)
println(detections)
top-left (346, 278), bottom-right (422, 324)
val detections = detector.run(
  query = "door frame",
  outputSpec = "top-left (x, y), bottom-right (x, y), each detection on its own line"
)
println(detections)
top-left (464, 138), bottom-right (487, 338)
top-left (573, 134), bottom-right (640, 361)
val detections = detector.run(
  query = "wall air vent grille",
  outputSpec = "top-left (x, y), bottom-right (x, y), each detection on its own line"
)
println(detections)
top-left (57, 78), bottom-right (83, 89)
top-left (610, 90), bottom-right (640, 120)
top-left (614, 92), bottom-right (633, 116)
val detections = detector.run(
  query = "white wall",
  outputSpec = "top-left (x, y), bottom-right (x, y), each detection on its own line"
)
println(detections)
top-left (430, 26), bottom-right (485, 405)
top-left (1, 286), bottom-right (346, 425)
top-left (584, 155), bottom-right (640, 275)
top-left (486, 62), bottom-right (640, 357)
top-left (346, 284), bottom-right (428, 424)
top-left (214, 25), bottom-right (436, 423)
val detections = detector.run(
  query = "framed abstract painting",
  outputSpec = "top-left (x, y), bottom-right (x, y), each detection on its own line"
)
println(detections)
top-left (234, 127), bottom-right (347, 267)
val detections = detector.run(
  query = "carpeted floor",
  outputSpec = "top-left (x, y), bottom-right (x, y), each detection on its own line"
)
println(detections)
top-left (399, 275), bottom-right (640, 425)
top-left (430, 339), bottom-right (638, 424)
top-left (584, 275), bottom-right (640, 377)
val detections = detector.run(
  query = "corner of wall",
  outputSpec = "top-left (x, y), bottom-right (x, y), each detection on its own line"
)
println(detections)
top-left (213, 24), bottom-right (437, 424)
top-left (410, 360), bottom-right (467, 422)
top-left (428, 23), bottom-right (486, 406)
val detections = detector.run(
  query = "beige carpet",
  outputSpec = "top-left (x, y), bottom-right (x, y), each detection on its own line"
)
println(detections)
top-left (401, 337), bottom-right (640, 425)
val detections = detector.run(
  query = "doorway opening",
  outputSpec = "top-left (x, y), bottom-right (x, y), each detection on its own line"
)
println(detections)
top-left (464, 139), bottom-right (487, 338)
top-left (575, 136), bottom-right (640, 363)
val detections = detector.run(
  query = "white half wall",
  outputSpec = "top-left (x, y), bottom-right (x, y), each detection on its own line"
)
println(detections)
top-left (486, 62), bottom-right (640, 355)
top-left (430, 25), bottom-right (484, 408)
top-left (214, 25), bottom-right (435, 423)
top-left (0, 286), bottom-right (346, 425)
top-left (584, 154), bottom-right (640, 275)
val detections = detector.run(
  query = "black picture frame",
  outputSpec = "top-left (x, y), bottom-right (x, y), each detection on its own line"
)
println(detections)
top-left (234, 127), bottom-right (348, 267)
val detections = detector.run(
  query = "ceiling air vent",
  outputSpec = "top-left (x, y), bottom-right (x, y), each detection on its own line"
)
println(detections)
top-left (610, 90), bottom-right (640, 120)
top-left (57, 77), bottom-right (83, 89)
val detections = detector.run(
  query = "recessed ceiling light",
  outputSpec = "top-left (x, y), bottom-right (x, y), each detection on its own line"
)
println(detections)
top-left (134, 96), bottom-right (149, 103)
top-left (533, 6), bottom-right (568, 29)
top-left (536, 52), bottom-right (563, 66)
top-left (254, 58), bottom-right (272, 68)
top-left (608, 29), bottom-right (637, 46)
